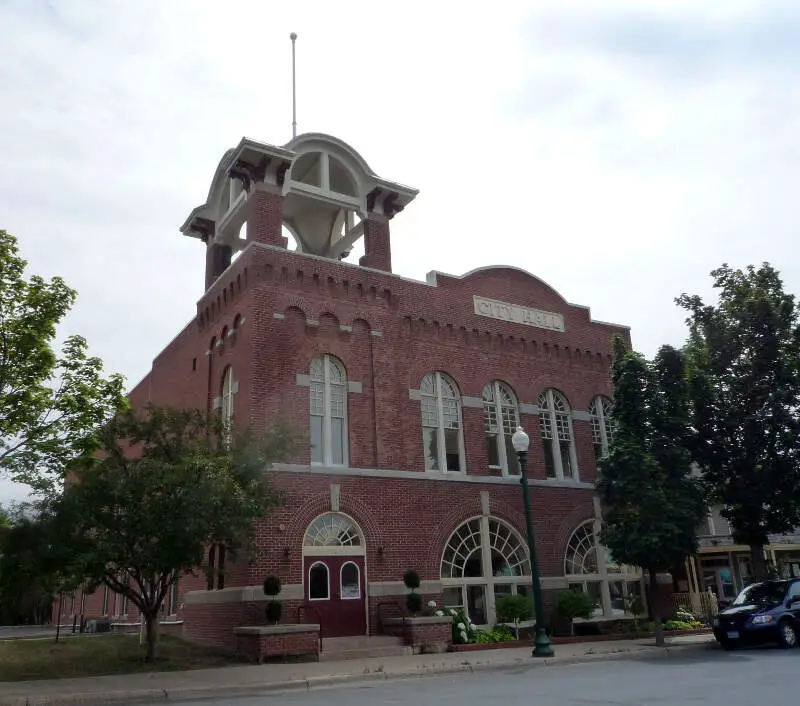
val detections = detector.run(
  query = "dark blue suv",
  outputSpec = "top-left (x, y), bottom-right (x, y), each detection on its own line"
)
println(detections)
top-left (712, 579), bottom-right (800, 649)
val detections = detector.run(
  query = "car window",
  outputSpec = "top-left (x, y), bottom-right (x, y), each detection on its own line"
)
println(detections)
top-left (732, 581), bottom-right (788, 606)
top-left (788, 582), bottom-right (800, 601)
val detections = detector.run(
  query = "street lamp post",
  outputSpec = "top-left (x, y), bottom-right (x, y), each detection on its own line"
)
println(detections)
top-left (511, 426), bottom-right (554, 658)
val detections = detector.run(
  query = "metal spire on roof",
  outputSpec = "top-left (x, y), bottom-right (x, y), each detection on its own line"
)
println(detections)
top-left (290, 32), bottom-right (298, 139)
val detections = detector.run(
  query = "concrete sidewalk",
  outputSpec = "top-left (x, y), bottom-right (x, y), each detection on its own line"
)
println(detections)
top-left (0, 634), bottom-right (716, 706)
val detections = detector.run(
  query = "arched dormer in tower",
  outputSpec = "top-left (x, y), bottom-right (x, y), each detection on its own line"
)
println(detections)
top-left (180, 133), bottom-right (418, 291)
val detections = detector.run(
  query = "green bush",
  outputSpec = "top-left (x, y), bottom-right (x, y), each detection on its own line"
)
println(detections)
top-left (555, 589), bottom-right (595, 636)
top-left (262, 575), bottom-right (282, 597)
top-left (403, 570), bottom-right (421, 591)
top-left (475, 625), bottom-right (515, 643)
top-left (448, 608), bottom-right (478, 644)
top-left (266, 600), bottom-right (283, 624)
top-left (495, 594), bottom-right (533, 640)
top-left (406, 591), bottom-right (423, 615)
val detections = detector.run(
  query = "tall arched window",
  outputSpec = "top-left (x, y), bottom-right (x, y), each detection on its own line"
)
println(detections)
top-left (482, 381), bottom-right (520, 475)
top-left (221, 366), bottom-right (234, 427)
top-left (589, 396), bottom-right (614, 460)
top-left (538, 389), bottom-right (578, 480)
top-left (420, 372), bottom-right (464, 472)
top-left (310, 355), bottom-right (348, 466)
top-left (564, 521), bottom-right (643, 618)
top-left (441, 517), bottom-right (531, 625)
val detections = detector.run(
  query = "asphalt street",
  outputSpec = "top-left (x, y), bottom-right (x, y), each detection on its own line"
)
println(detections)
top-left (177, 646), bottom-right (799, 706)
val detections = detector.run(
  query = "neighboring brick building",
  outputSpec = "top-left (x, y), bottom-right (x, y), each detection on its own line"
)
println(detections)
top-left (70, 132), bottom-right (644, 646)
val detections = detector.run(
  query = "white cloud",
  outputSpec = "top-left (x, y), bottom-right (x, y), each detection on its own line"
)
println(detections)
top-left (1, 0), bottom-right (799, 500)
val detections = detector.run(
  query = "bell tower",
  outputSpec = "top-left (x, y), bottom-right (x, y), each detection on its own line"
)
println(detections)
top-left (180, 133), bottom-right (418, 291)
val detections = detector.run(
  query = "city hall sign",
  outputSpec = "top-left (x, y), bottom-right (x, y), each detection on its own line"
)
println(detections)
top-left (473, 296), bottom-right (565, 332)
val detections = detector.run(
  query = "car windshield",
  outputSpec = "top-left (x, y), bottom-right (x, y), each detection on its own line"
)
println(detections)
top-left (732, 582), bottom-right (788, 606)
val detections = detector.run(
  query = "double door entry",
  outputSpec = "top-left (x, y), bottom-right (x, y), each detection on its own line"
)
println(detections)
top-left (303, 556), bottom-right (366, 637)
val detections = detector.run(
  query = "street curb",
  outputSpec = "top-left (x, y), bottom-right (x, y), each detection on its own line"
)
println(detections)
top-left (0, 640), bottom-right (717, 705)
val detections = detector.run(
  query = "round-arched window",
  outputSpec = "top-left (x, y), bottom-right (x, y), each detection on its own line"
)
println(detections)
top-left (563, 521), bottom-right (643, 619)
top-left (303, 512), bottom-right (363, 551)
top-left (440, 517), bottom-right (530, 626)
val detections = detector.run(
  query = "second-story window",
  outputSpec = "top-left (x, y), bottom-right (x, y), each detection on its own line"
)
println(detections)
top-left (538, 389), bottom-right (578, 480)
top-left (220, 366), bottom-right (235, 445)
top-left (421, 372), bottom-right (464, 472)
top-left (589, 396), bottom-right (614, 460)
top-left (482, 381), bottom-right (520, 475)
top-left (310, 355), bottom-right (348, 466)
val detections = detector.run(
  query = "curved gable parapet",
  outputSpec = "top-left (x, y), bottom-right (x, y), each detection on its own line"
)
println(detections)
top-left (206, 147), bottom-right (237, 204)
top-left (427, 265), bottom-right (569, 306)
top-left (285, 133), bottom-right (375, 177)
top-left (425, 265), bottom-right (630, 332)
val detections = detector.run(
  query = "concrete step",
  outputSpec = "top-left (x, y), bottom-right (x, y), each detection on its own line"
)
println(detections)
top-left (319, 635), bottom-right (412, 662)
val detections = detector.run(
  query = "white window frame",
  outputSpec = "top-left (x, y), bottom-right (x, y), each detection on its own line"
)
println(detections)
top-left (440, 516), bottom-right (531, 626)
top-left (221, 366), bottom-right (235, 445)
top-left (564, 520), bottom-right (644, 619)
top-left (340, 561), bottom-right (362, 600)
top-left (538, 388), bottom-right (579, 481)
top-left (482, 381), bottom-right (521, 476)
top-left (420, 372), bottom-right (465, 473)
top-left (310, 355), bottom-right (349, 467)
top-left (589, 395), bottom-right (614, 458)
top-left (308, 561), bottom-right (331, 601)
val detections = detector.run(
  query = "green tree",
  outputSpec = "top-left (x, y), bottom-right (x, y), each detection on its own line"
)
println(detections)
top-left (677, 263), bottom-right (800, 581)
top-left (495, 593), bottom-right (533, 640)
top-left (554, 589), bottom-right (594, 636)
top-left (0, 510), bottom-right (68, 626)
top-left (45, 406), bottom-right (294, 661)
top-left (596, 338), bottom-right (706, 647)
top-left (0, 230), bottom-right (126, 495)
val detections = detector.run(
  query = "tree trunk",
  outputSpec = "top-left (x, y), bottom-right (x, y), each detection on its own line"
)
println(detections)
top-left (649, 572), bottom-right (664, 647)
top-left (144, 612), bottom-right (159, 662)
top-left (748, 544), bottom-right (768, 582)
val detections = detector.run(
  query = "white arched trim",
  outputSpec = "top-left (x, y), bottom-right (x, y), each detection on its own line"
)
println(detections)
top-left (302, 512), bottom-right (366, 557)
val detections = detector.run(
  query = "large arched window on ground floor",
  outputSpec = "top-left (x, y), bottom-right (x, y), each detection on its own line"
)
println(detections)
top-left (441, 516), bottom-right (530, 626)
top-left (564, 520), bottom-right (643, 618)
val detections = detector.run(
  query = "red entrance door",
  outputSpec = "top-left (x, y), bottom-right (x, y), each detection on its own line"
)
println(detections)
top-left (304, 556), bottom-right (366, 637)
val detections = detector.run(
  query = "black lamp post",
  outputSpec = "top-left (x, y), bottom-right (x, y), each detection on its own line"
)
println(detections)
top-left (511, 426), bottom-right (554, 657)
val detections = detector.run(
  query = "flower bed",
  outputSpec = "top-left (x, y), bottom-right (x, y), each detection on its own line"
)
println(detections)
top-left (448, 626), bottom-right (712, 651)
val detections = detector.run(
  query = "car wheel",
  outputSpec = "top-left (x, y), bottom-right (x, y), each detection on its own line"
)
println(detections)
top-left (777, 620), bottom-right (798, 649)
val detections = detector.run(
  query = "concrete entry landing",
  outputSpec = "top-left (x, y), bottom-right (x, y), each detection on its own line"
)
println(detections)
top-left (319, 634), bottom-right (411, 662)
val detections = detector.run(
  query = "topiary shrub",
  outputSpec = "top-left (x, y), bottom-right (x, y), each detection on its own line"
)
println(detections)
top-left (403, 569), bottom-right (421, 591)
top-left (406, 591), bottom-right (423, 616)
top-left (266, 600), bottom-right (283, 624)
top-left (263, 575), bottom-right (283, 625)
top-left (263, 575), bottom-right (282, 597)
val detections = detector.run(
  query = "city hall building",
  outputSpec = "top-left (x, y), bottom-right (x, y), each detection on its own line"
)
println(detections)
top-left (72, 132), bottom-right (645, 646)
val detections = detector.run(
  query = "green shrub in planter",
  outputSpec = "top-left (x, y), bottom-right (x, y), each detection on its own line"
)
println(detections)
top-left (263, 575), bottom-right (283, 625)
top-left (263, 575), bottom-right (282, 597)
top-left (266, 600), bottom-right (283, 624)
top-left (406, 591), bottom-right (423, 616)
top-left (403, 569), bottom-right (421, 591)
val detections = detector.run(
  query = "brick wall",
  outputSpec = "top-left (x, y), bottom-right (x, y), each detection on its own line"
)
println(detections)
top-left (234, 626), bottom-right (319, 662)
top-left (106, 237), bottom-right (630, 648)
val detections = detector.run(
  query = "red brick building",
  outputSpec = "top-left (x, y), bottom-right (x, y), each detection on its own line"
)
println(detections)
top-left (70, 132), bottom-right (644, 645)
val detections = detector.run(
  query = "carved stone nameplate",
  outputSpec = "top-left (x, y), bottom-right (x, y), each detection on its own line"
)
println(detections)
top-left (473, 296), bottom-right (565, 332)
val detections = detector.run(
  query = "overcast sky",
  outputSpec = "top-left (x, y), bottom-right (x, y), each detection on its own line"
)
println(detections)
top-left (2, 0), bottom-right (799, 504)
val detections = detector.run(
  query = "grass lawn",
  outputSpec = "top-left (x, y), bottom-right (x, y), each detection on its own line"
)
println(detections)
top-left (0, 633), bottom-right (238, 682)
